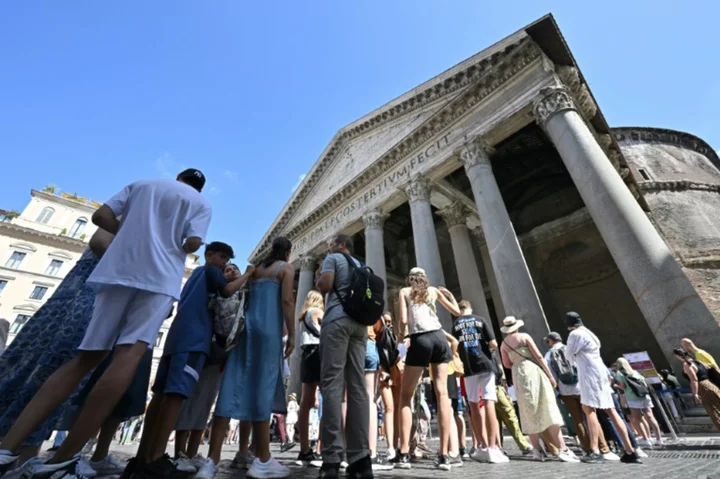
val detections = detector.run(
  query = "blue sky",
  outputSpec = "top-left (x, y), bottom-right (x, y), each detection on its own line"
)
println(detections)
top-left (1, 1), bottom-right (717, 264)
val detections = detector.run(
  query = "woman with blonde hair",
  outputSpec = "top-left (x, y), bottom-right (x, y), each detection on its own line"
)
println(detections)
top-left (614, 358), bottom-right (663, 447)
top-left (295, 290), bottom-right (325, 467)
top-left (392, 267), bottom-right (461, 471)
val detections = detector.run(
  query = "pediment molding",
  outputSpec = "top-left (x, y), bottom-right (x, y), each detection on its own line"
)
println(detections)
top-left (252, 37), bottom-right (542, 261)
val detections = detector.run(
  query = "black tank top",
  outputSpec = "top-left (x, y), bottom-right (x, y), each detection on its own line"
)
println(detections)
top-left (682, 360), bottom-right (709, 381)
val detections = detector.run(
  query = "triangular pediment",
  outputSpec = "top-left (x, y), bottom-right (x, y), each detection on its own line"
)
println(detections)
top-left (285, 99), bottom-right (458, 229)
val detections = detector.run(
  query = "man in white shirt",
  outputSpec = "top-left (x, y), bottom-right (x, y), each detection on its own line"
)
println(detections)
top-left (0, 169), bottom-right (212, 479)
top-left (544, 332), bottom-right (618, 462)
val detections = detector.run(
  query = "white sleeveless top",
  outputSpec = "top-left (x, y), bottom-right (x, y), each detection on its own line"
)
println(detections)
top-left (405, 290), bottom-right (442, 335)
top-left (300, 307), bottom-right (322, 349)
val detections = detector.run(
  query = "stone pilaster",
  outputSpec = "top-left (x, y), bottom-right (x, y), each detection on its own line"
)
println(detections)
top-left (363, 208), bottom-right (389, 304)
top-left (404, 175), bottom-right (451, 329)
top-left (460, 137), bottom-right (550, 343)
top-left (438, 203), bottom-right (491, 319)
top-left (533, 85), bottom-right (720, 365)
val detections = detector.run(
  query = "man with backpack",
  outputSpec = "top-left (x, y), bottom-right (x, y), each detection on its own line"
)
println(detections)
top-left (544, 331), bottom-right (619, 462)
top-left (316, 234), bottom-right (385, 479)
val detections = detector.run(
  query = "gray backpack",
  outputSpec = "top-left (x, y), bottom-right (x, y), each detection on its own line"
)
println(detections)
top-left (549, 345), bottom-right (578, 385)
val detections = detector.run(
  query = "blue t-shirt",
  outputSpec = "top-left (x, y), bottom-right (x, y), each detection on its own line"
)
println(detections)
top-left (163, 265), bottom-right (228, 356)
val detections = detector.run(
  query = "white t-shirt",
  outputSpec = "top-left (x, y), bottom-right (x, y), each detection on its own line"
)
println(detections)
top-left (87, 178), bottom-right (212, 300)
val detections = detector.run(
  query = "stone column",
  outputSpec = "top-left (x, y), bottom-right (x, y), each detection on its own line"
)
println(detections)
top-left (438, 202), bottom-right (491, 320)
top-left (288, 255), bottom-right (317, 399)
top-left (460, 139), bottom-right (550, 343)
top-left (470, 227), bottom-right (506, 321)
top-left (533, 85), bottom-right (720, 362)
top-left (405, 175), bottom-right (451, 330)
top-left (363, 208), bottom-right (389, 305)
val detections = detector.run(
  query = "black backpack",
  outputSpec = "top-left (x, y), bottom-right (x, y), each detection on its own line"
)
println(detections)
top-left (332, 253), bottom-right (385, 326)
top-left (377, 322), bottom-right (399, 371)
top-left (548, 346), bottom-right (578, 385)
top-left (625, 373), bottom-right (649, 397)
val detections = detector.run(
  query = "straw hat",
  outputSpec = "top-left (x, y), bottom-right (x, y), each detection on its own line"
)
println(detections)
top-left (500, 316), bottom-right (524, 334)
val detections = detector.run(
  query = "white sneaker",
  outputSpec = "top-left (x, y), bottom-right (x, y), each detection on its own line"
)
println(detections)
top-left (487, 448), bottom-right (509, 464)
top-left (174, 453), bottom-right (197, 473)
top-left (638, 439), bottom-right (652, 448)
top-left (471, 447), bottom-right (489, 463)
top-left (532, 450), bottom-right (546, 462)
top-left (191, 454), bottom-right (207, 470)
top-left (88, 454), bottom-right (126, 476)
top-left (654, 439), bottom-right (665, 447)
top-left (77, 457), bottom-right (98, 478)
top-left (194, 458), bottom-right (217, 479)
top-left (2, 457), bottom-right (43, 479)
top-left (247, 457), bottom-right (290, 478)
top-left (0, 449), bottom-right (20, 475)
top-left (557, 450), bottom-right (580, 463)
top-left (340, 460), bottom-right (349, 469)
top-left (635, 447), bottom-right (648, 458)
top-left (602, 451), bottom-right (621, 461)
top-left (231, 452), bottom-right (256, 469)
top-left (386, 448), bottom-right (396, 461)
top-left (81, 439), bottom-right (97, 455)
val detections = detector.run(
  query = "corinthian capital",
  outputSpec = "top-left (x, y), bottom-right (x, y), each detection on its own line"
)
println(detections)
top-left (437, 202), bottom-right (468, 228)
top-left (532, 86), bottom-right (576, 126)
top-left (363, 208), bottom-right (389, 230)
top-left (405, 175), bottom-right (431, 203)
top-left (459, 136), bottom-right (494, 170)
top-left (299, 255), bottom-right (318, 272)
top-left (470, 227), bottom-right (486, 247)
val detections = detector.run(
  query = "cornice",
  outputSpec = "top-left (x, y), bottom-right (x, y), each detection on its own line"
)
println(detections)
top-left (30, 190), bottom-right (100, 214)
top-left (0, 222), bottom-right (87, 253)
top-left (638, 180), bottom-right (720, 194)
top-left (252, 37), bottom-right (543, 261)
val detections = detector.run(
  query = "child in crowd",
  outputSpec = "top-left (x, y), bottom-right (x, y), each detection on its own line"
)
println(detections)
top-left (133, 242), bottom-right (253, 478)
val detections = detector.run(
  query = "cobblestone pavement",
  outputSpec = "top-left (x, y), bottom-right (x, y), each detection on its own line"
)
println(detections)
top-left (84, 434), bottom-right (720, 479)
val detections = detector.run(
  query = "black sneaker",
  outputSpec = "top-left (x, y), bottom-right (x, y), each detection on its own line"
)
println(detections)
top-left (459, 447), bottom-right (469, 459)
top-left (119, 457), bottom-right (141, 479)
top-left (142, 454), bottom-right (191, 479)
top-left (390, 453), bottom-right (411, 469)
top-left (280, 441), bottom-right (297, 453)
top-left (370, 455), bottom-right (393, 471)
top-left (448, 454), bottom-right (463, 468)
top-left (581, 452), bottom-right (605, 464)
top-left (620, 452), bottom-right (642, 464)
top-left (435, 455), bottom-right (451, 471)
top-left (346, 455), bottom-right (374, 478)
top-left (318, 463), bottom-right (340, 479)
top-left (296, 450), bottom-right (322, 467)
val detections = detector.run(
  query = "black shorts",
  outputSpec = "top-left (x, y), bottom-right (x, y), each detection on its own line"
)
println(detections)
top-left (405, 330), bottom-right (452, 367)
top-left (301, 345), bottom-right (321, 384)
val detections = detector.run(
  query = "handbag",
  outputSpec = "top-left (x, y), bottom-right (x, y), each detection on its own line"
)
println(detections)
top-left (209, 288), bottom-right (247, 350)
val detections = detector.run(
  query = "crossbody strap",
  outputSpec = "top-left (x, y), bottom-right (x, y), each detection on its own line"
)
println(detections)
top-left (502, 340), bottom-right (540, 368)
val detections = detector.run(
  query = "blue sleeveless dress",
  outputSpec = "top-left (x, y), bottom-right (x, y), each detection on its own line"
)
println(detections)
top-left (216, 262), bottom-right (287, 420)
top-left (0, 249), bottom-right (99, 445)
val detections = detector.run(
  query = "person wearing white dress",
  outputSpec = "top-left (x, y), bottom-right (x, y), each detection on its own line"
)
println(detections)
top-left (564, 312), bottom-right (641, 464)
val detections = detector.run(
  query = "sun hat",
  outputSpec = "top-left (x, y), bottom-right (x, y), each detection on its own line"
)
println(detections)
top-left (409, 267), bottom-right (427, 277)
top-left (500, 316), bottom-right (524, 334)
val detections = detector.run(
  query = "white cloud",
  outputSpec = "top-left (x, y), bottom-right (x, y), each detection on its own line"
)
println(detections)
top-left (207, 186), bottom-right (221, 197)
top-left (223, 169), bottom-right (240, 184)
top-left (292, 173), bottom-right (307, 193)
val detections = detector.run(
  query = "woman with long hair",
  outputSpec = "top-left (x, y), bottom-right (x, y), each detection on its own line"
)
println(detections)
top-left (673, 348), bottom-right (720, 431)
top-left (614, 358), bottom-right (663, 447)
top-left (392, 267), bottom-right (461, 471)
top-left (294, 290), bottom-right (325, 467)
top-left (212, 237), bottom-right (296, 478)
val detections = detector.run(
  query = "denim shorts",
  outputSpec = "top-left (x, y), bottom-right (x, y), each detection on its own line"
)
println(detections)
top-left (365, 340), bottom-right (380, 372)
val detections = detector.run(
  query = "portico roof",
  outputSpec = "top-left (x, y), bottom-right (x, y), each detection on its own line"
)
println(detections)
top-left (249, 13), bottom-right (642, 263)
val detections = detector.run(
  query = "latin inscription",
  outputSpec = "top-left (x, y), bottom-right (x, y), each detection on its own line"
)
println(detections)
top-left (294, 132), bottom-right (453, 253)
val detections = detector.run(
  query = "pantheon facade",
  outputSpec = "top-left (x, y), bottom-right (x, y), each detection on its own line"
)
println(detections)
top-left (250, 15), bottom-right (720, 394)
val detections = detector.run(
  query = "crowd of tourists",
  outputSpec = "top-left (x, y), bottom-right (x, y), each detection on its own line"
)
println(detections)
top-left (0, 170), bottom-right (719, 479)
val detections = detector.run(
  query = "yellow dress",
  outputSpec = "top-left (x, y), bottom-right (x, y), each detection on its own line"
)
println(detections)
top-left (507, 345), bottom-right (564, 435)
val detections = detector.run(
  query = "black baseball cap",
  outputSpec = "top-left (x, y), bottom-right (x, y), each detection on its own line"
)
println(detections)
top-left (178, 168), bottom-right (206, 192)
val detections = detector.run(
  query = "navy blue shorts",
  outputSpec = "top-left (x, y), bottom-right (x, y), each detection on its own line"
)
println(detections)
top-left (153, 352), bottom-right (207, 398)
top-left (452, 397), bottom-right (464, 415)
